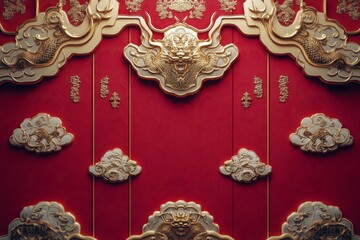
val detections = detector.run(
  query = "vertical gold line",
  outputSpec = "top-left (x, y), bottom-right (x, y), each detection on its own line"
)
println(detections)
top-left (128, 28), bottom-right (132, 237)
top-left (36, 0), bottom-right (40, 16)
top-left (92, 53), bottom-right (96, 238)
top-left (323, 0), bottom-right (327, 14)
top-left (266, 53), bottom-right (270, 239)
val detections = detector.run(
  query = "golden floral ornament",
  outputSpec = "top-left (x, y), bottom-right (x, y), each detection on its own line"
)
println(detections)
top-left (9, 113), bottom-right (74, 153)
top-left (89, 148), bottom-right (141, 183)
top-left (70, 75), bottom-right (81, 103)
top-left (241, 92), bottom-right (252, 109)
top-left (128, 200), bottom-right (234, 240)
top-left (0, 201), bottom-right (95, 240)
top-left (2, 0), bottom-right (26, 21)
top-left (290, 113), bottom-right (353, 153)
top-left (125, 0), bottom-right (144, 12)
top-left (219, 0), bottom-right (238, 12)
top-left (278, 75), bottom-right (289, 103)
top-left (253, 76), bottom-right (263, 99)
top-left (67, 0), bottom-right (89, 25)
top-left (124, 16), bottom-right (239, 97)
top-left (268, 201), bottom-right (360, 240)
top-left (337, 0), bottom-right (360, 21)
top-left (156, 0), bottom-right (206, 19)
top-left (220, 148), bottom-right (271, 183)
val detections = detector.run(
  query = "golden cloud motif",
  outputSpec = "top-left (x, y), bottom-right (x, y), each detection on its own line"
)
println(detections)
top-left (9, 113), bottom-right (74, 153)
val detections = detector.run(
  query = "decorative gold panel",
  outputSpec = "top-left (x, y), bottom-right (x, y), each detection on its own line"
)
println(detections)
top-left (89, 148), bottom-right (141, 183)
top-left (268, 201), bottom-right (360, 240)
top-left (156, 0), bottom-right (206, 19)
top-left (0, 201), bottom-right (95, 240)
top-left (9, 113), bottom-right (74, 153)
top-left (220, 148), bottom-right (271, 183)
top-left (128, 200), bottom-right (234, 240)
top-left (290, 113), bottom-right (353, 153)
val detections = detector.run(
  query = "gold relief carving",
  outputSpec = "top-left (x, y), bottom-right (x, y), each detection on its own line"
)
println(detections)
top-left (0, 201), bottom-right (95, 240)
top-left (274, 0), bottom-right (302, 25)
top-left (124, 16), bottom-right (238, 97)
top-left (125, 0), bottom-right (144, 12)
top-left (128, 200), bottom-right (234, 240)
top-left (290, 113), bottom-right (353, 153)
top-left (220, 148), bottom-right (271, 183)
top-left (244, 0), bottom-right (360, 83)
top-left (219, 0), bottom-right (238, 13)
top-left (89, 148), bottom-right (141, 183)
top-left (278, 75), bottom-right (289, 102)
top-left (156, 0), bottom-right (206, 19)
top-left (100, 76), bottom-right (109, 98)
top-left (337, 0), bottom-right (360, 21)
top-left (253, 76), bottom-right (263, 98)
top-left (67, 0), bottom-right (89, 25)
top-left (9, 113), bottom-right (74, 153)
top-left (241, 92), bottom-right (252, 109)
top-left (70, 75), bottom-right (81, 102)
top-left (110, 92), bottom-right (120, 108)
top-left (268, 201), bottom-right (360, 240)
top-left (2, 0), bottom-right (26, 21)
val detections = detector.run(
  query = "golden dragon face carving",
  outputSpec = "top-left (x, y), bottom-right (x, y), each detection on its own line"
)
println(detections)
top-left (124, 17), bottom-right (239, 97)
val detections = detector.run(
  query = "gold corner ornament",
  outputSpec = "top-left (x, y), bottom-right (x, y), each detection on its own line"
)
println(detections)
top-left (128, 200), bottom-right (234, 240)
top-left (220, 148), bottom-right (271, 183)
top-left (9, 113), bottom-right (74, 153)
top-left (290, 113), bottom-right (353, 153)
top-left (0, 201), bottom-right (95, 240)
top-left (268, 201), bottom-right (360, 240)
top-left (89, 148), bottom-right (141, 183)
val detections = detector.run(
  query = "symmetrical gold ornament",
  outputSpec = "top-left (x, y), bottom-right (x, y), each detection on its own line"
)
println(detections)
top-left (89, 148), bottom-right (141, 183)
top-left (278, 75), bottom-right (289, 103)
top-left (156, 0), bottom-right (206, 19)
top-left (253, 76), bottom-right (263, 99)
top-left (219, 0), bottom-right (238, 12)
top-left (220, 148), bottom-right (272, 183)
top-left (100, 76), bottom-right (109, 99)
top-left (337, 0), bottom-right (360, 20)
top-left (268, 201), bottom-right (360, 240)
top-left (0, 201), bottom-right (95, 240)
top-left (124, 16), bottom-right (238, 97)
top-left (9, 113), bottom-right (74, 153)
top-left (128, 200), bottom-right (234, 240)
top-left (125, 0), bottom-right (144, 12)
top-left (70, 75), bottom-right (81, 103)
top-left (290, 113), bottom-right (353, 153)
top-left (110, 92), bottom-right (120, 108)
top-left (241, 92), bottom-right (252, 109)
top-left (2, 0), bottom-right (26, 21)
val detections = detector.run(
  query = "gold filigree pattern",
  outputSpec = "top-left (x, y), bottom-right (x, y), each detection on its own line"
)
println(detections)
top-left (337, 0), bottom-right (360, 20)
top-left (290, 113), bottom-right (353, 153)
top-left (219, 0), bottom-right (238, 12)
top-left (241, 92), bottom-right (252, 109)
top-left (100, 76), bottom-right (109, 98)
top-left (70, 75), bottom-right (81, 102)
top-left (9, 113), bottom-right (74, 153)
top-left (110, 92), bottom-right (120, 108)
top-left (156, 0), bottom-right (206, 19)
top-left (220, 148), bottom-right (271, 183)
top-left (124, 16), bottom-right (238, 97)
top-left (278, 75), bottom-right (289, 102)
top-left (89, 148), bottom-right (141, 183)
top-left (268, 201), bottom-right (360, 240)
top-left (67, 0), bottom-right (88, 25)
top-left (244, 0), bottom-right (360, 83)
top-left (0, 201), bottom-right (95, 240)
top-left (2, 0), bottom-right (26, 21)
top-left (125, 0), bottom-right (144, 12)
top-left (253, 76), bottom-right (263, 98)
top-left (128, 200), bottom-right (234, 240)
top-left (274, 0), bottom-right (302, 25)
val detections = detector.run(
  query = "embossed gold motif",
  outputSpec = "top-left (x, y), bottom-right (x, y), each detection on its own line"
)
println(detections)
top-left (241, 92), bottom-right (252, 109)
top-left (253, 76), bottom-right (263, 98)
top-left (124, 16), bottom-right (238, 97)
top-left (268, 201), bottom-right (360, 240)
top-left (89, 148), bottom-right (141, 183)
top-left (110, 92), bottom-right (120, 108)
top-left (125, 0), bottom-right (144, 12)
top-left (100, 76), bottom-right (109, 98)
top-left (337, 0), bottom-right (360, 20)
top-left (220, 148), bottom-right (271, 183)
top-left (2, 0), bottom-right (26, 20)
top-left (70, 75), bottom-right (81, 102)
top-left (9, 113), bottom-right (74, 153)
top-left (290, 113), bottom-right (353, 153)
top-left (278, 75), bottom-right (289, 102)
top-left (219, 0), bottom-right (238, 12)
top-left (275, 0), bottom-right (295, 25)
top-left (0, 201), bottom-right (95, 240)
top-left (128, 200), bottom-right (234, 240)
top-left (156, 0), bottom-right (206, 19)
top-left (67, 0), bottom-right (88, 25)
